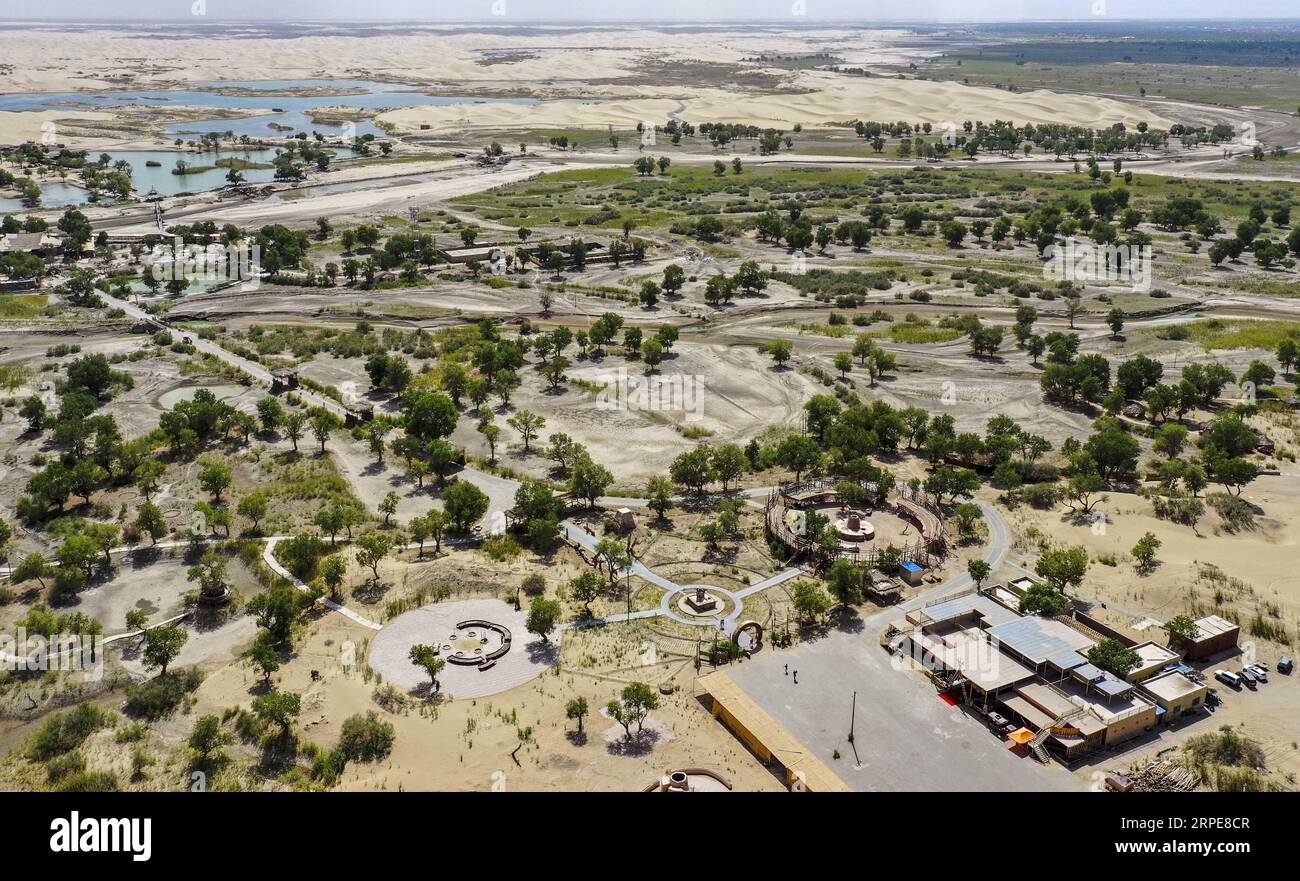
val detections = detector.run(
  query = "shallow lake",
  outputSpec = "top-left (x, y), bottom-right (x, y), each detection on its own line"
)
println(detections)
top-left (102, 147), bottom-right (280, 197)
top-left (0, 78), bottom-right (539, 139)
top-left (0, 180), bottom-right (90, 212)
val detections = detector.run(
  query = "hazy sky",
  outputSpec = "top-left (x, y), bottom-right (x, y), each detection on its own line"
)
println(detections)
top-left (1, 0), bottom-right (1297, 22)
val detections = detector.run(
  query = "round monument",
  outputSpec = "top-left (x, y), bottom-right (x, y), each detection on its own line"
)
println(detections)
top-left (834, 510), bottom-right (875, 543)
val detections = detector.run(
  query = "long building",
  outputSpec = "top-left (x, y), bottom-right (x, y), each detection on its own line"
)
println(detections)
top-left (897, 587), bottom-right (1173, 761)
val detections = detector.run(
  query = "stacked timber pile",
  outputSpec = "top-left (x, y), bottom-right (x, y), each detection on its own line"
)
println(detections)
top-left (1124, 759), bottom-right (1200, 792)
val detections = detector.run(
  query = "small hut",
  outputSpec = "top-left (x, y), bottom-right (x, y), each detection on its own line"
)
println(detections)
top-left (270, 367), bottom-right (300, 393)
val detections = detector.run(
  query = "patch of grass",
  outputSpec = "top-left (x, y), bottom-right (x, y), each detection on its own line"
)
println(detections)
top-left (482, 534), bottom-right (522, 562)
top-left (874, 323), bottom-right (963, 344)
top-left (675, 424), bottom-right (714, 439)
top-left (0, 293), bottom-right (48, 318)
top-left (27, 703), bottom-right (114, 762)
top-left (1147, 318), bottom-right (1300, 352)
top-left (123, 668), bottom-right (205, 720)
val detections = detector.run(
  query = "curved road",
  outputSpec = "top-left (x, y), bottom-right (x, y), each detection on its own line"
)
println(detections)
top-left (91, 288), bottom-right (1016, 638)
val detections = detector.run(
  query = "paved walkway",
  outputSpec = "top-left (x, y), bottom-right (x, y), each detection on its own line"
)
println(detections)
top-left (559, 519), bottom-right (806, 630)
top-left (262, 537), bottom-right (383, 631)
top-left (45, 309), bottom-right (1015, 643)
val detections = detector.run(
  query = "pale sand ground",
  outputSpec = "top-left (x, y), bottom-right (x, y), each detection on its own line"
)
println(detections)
top-left (0, 25), bottom-right (924, 93)
top-left (382, 71), bottom-right (1171, 134)
top-left (0, 109), bottom-right (115, 143)
top-left (0, 24), bottom-right (1168, 147)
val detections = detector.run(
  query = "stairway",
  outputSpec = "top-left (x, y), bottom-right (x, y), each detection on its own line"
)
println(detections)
top-left (1026, 705), bottom-right (1088, 764)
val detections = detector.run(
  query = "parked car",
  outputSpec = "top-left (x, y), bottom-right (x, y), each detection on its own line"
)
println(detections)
top-left (1206, 689), bottom-right (1222, 707)
top-left (1279, 656), bottom-right (1294, 675)
top-left (1215, 670), bottom-right (1242, 689)
top-left (1246, 664), bottom-right (1269, 683)
top-left (1240, 669), bottom-right (1258, 689)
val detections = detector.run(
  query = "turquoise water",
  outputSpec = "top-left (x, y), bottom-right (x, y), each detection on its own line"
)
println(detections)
top-left (0, 180), bottom-right (89, 212)
top-left (101, 148), bottom-right (280, 197)
top-left (0, 79), bottom-right (540, 211)
top-left (0, 79), bottom-right (538, 140)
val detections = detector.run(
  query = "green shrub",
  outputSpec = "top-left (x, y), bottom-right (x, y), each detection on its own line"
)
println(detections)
top-left (27, 704), bottom-right (112, 762)
top-left (123, 668), bottom-right (205, 720)
top-left (337, 711), bottom-right (396, 762)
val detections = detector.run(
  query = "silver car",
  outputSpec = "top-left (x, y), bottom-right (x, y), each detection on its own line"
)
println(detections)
top-left (1247, 664), bottom-right (1269, 683)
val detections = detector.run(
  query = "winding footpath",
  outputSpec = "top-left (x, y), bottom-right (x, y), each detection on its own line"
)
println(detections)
top-left (67, 297), bottom-right (1017, 640)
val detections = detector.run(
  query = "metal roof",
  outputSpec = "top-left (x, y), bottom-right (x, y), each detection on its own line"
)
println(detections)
top-left (1094, 675), bottom-right (1135, 699)
top-left (1070, 663), bottom-right (1106, 683)
top-left (1193, 615), bottom-right (1239, 640)
top-left (987, 616), bottom-right (1096, 666)
top-left (912, 592), bottom-right (1020, 629)
top-left (1048, 650), bottom-right (1088, 672)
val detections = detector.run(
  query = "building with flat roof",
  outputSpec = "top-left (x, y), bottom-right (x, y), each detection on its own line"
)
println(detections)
top-left (695, 671), bottom-right (851, 792)
top-left (911, 624), bottom-right (1037, 700)
top-left (906, 590), bottom-right (1021, 630)
top-left (894, 589), bottom-right (1169, 761)
top-left (1169, 614), bottom-right (1240, 661)
top-left (1128, 641), bottom-right (1180, 683)
top-left (999, 676), bottom-right (1158, 759)
top-left (985, 615), bottom-right (1096, 672)
top-left (1139, 670), bottom-right (1208, 719)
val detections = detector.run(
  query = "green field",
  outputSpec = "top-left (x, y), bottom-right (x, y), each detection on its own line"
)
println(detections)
top-left (1143, 318), bottom-right (1300, 352)
top-left (0, 293), bottom-right (48, 318)
top-left (452, 160), bottom-right (1300, 241)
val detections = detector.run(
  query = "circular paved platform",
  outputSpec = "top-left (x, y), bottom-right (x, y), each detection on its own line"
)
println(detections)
top-left (368, 598), bottom-right (560, 699)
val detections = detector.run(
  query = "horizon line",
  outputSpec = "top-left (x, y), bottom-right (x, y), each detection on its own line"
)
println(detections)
top-left (2, 16), bottom-right (1300, 24)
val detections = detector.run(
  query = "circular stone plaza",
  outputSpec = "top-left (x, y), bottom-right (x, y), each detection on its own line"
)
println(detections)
top-left (368, 598), bottom-right (559, 699)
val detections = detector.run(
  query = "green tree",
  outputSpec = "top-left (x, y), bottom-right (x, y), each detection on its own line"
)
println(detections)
top-left (791, 580), bottom-right (833, 623)
top-left (606, 681), bottom-right (659, 740)
top-left (565, 697), bottom-right (589, 734)
top-left (1087, 638), bottom-right (1141, 677)
top-left (320, 555), bottom-right (347, 600)
top-left (243, 636), bottom-right (281, 684)
top-left (236, 491), bottom-right (269, 533)
top-left (1034, 545), bottom-right (1089, 594)
top-left (354, 532), bottom-right (394, 582)
top-left (442, 480), bottom-right (490, 533)
top-left (824, 558), bottom-right (863, 607)
top-left (378, 491), bottom-right (400, 526)
top-left (762, 339), bottom-right (793, 367)
top-left (142, 624), bottom-right (188, 676)
top-left (252, 689), bottom-right (301, 739)
top-left (408, 644), bottom-right (447, 692)
top-left (1019, 583), bottom-right (1068, 616)
top-left (1131, 531), bottom-right (1162, 574)
top-left (188, 715), bottom-right (233, 771)
top-left (1106, 307), bottom-right (1125, 339)
top-left (197, 460), bottom-right (232, 503)
top-left (1163, 615), bottom-right (1199, 643)
top-left (507, 409), bottom-right (545, 453)
top-left (338, 711), bottom-right (396, 762)
top-left (645, 474), bottom-right (674, 520)
top-left (283, 412), bottom-right (306, 453)
top-left (526, 597), bottom-right (562, 642)
top-left (134, 503), bottom-right (168, 545)
top-left (569, 571), bottom-right (603, 617)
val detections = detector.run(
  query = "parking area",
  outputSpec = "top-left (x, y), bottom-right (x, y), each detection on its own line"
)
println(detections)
top-left (723, 613), bottom-right (1086, 792)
